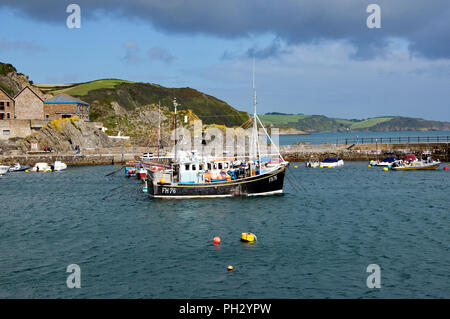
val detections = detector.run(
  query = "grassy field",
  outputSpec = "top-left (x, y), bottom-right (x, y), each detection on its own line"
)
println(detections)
top-left (349, 117), bottom-right (394, 129)
top-left (36, 79), bottom-right (136, 96)
top-left (259, 114), bottom-right (312, 126)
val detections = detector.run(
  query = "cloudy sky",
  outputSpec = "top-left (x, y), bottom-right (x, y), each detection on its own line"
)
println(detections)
top-left (0, 0), bottom-right (449, 121)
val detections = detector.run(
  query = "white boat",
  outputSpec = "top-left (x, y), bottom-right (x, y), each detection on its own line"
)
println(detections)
top-left (306, 157), bottom-right (320, 168)
top-left (31, 163), bottom-right (52, 172)
top-left (8, 163), bottom-right (31, 172)
top-left (53, 160), bottom-right (67, 171)
top-left (0, 165), bottom-right (9, 175)
top-left (319, 157), bottom-right (344, 167)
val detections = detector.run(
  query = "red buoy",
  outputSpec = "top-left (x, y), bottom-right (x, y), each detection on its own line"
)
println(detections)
top-left (213, 236), bottom-right (221, 244)
top-left (444, 166), bottom-right (449, 171)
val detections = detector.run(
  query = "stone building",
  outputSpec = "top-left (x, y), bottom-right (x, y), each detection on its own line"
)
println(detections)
top-left (0, 87), bottom-right (15, 120)
top-left (14, 86), bottom-right (44, 120)
top-left (0, 86), bottom-right (91, 140)
top-left (44, 93), bottom-right (90, 120)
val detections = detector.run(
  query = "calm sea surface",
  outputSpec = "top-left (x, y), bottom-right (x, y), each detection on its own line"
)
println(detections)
top-left (0, 163), bottom-right (449, 298)
top-left (279, 130), bottom-right (450, 145)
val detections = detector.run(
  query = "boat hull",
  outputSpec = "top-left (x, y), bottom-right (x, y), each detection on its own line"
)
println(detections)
top-left (148, 166), bottom-right (286, 199)
top-left (0, 166), bottom-right (9, 175)
top-left (391, 162), bottom-right (441, 171)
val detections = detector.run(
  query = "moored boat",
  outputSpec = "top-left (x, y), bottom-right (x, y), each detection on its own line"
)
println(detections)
top-left (8, 163), bottom-right (31, 172)
top-left (52, 160), bottom-right (67, 171)
top-left (319, 157), bottom-right (344, 168)
top-left (0, 165), bottom-right (9, 175)
top-left (306, 157), bottom-right (320, 168)
top-left (31, 163), bottom-right (52, 172)
top-left (391, 152), bottom-right (440, 171)
top-left (148, 152), bottom-right (286, 198)
top-left (147, 64), bottom-right (288, 198)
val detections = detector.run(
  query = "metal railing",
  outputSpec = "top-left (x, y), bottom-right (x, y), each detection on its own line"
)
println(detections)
top-left (338, 135), bottom-right (450, 145)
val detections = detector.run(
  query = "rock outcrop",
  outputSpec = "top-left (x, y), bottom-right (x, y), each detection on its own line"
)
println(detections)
top-left (17, 118), bottom-right (111, 152)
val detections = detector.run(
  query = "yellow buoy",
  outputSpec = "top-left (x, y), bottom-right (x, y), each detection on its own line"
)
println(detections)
top-left (294, 165), bottom-right (298, 168)
top-left (319, 166), bottom-right (323, 168)
top-left (159, 177), bottom-right (166, 184)
top-left (368, 165), bottom-right (372, 167)
top-left (312, 166), bottom-right (317, 168)
top-left (383, 167), bottom-right (389, 171)
top-left (25, 170), bottom-right (29, 173)
top-left (241, 232), bottom-right (256, 242)
top-left (328, 166), bottom-right (332, 168)
top-left (49, 169), bottom-right (52, 172)
top-left (227, 265), bottom-right (234, 272)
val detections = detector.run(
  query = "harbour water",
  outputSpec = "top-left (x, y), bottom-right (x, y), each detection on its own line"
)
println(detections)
top-left (279, 130), bottom-right (450, 145)
top-left (0, 163), bottom-right (449, 298)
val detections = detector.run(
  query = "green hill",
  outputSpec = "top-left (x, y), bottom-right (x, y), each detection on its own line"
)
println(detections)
top-left (260, 114), bottom-right (450, 132)
top-left (37, 79), bottom-right (249, 127)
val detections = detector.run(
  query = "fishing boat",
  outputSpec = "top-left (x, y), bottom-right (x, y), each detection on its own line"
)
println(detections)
top-left (0, 165), bottom-right (9, 175)
top-left (391, 152), bottom-right (440, 171)
top-left (319, 156), bottom-right (344, 168)
top-left (8, 163), bottom-right (31, 172)
top-left (148, 152), bottom-right (286, 198)
top-left (146, 64), bottom-right (288, 198)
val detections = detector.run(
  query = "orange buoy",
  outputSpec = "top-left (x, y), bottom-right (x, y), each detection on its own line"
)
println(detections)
top-left (213, 236), bottom-right (221, 244)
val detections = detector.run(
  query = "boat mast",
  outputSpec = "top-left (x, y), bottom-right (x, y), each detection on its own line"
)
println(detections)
top-left (157, 100), bottom-right (161, 158)
top-left (173, 97), bottom-right (178, 162)
top-left (252, 58), bottom-right (262, 168)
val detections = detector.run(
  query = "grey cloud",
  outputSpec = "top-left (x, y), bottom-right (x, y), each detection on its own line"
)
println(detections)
top-left (148, 47), bottom-right (175, 64)
top-left (1, 0), bottom-right (450, 59)
top-left (122, 40), bottom-right (140, 64)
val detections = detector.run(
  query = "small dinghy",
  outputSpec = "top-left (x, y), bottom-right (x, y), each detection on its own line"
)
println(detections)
top-left (8, 163), bottom-right (31, 172)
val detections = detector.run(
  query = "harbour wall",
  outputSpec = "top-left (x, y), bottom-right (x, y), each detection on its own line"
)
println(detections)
top-left (1, 142), bottom-right (449, 165)
top-left (280, 142), bottom-right (450, 162)
top-left (0, 146), bottom-right (152, 166)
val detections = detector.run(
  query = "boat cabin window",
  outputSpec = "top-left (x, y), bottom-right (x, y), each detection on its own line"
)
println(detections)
top-left (213, 163), bottom-right (218, 170)
top-left (207, 163), bottom-right (212, 170)
top-left (218, 163), bottom-right (223, 170)
top-left (185, 164), bottom-right (190, 171)
top-left (199, 164), bottom-right (204, 170)
top-left (192, 164), bottom-right (197, 171)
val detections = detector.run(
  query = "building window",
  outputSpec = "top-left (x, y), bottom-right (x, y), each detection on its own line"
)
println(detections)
top-left (3, 130), bottom-right (10, 135)
top-left (46, 114), bottom-right (49, 119)
top-left (62, 114), bottom-right (71, 119)
top-left (0, 101), bottom-right (4, 110)
top-left (0, 113), bottom-right (4, 120)
top-left (6, 101), bottom-right (9, 107)
top-left (7, 113), bottom-right (10, 119)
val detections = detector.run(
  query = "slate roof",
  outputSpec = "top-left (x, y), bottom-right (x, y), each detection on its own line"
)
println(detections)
top-left (44, 93), bottom-right (89, 105)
